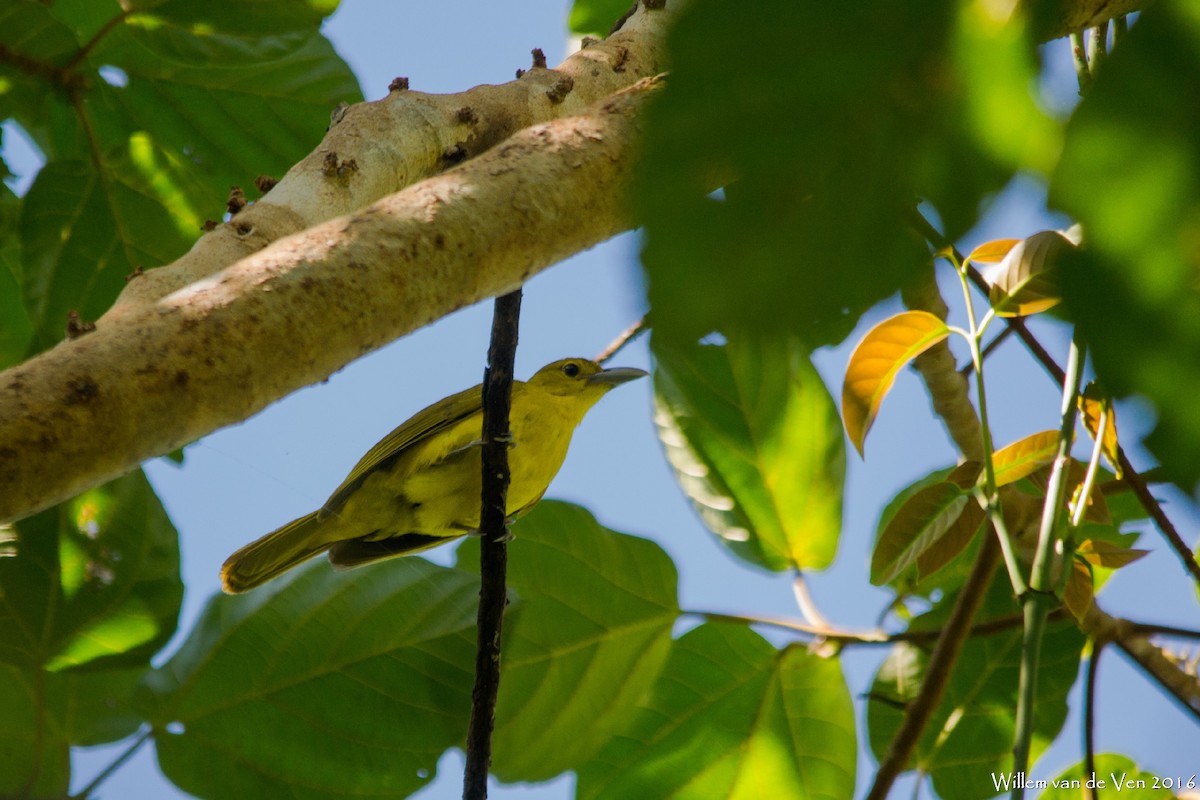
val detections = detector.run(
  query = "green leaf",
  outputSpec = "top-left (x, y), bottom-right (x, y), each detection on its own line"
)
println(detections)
top-left (0, 182), bottom-right (32, 369)
top-left (95, 23), bottom-right (362, 191)
top-left (132, 0), bottom-right (336, 39)
top-left (951, 2), bottom-right (1060, 176)
top-left (637, 0), bottom-right (1007, 348)
top-left (652, 332), bottom-right (845, 572)
top-left (871, 482), bottom-right (969, 586)
top-left (873, 464), bottom-right (985, 597)
top-left (868, 577), bottom-right (1085, 797)
top-left (143, 557), bottom-right (479, 800)
top-left (1037, 754), bottom-right (1175, 798)
top-left (0, 664), bottom-right (71, 796)
top-left (457, 501), bottom-right (679, 782)
top-left (577, 623), bottom-right (856, 800)
top-left (0, 664), bottom-right (144, 795)
top-left (1052, 3), bottom-right (1200, 495)
top-left (568, 0), bottom-right (635, 36)
top-left (18, 147), bottom-right (205, 351)
top-left (0, 470), bottom-right (182, 671)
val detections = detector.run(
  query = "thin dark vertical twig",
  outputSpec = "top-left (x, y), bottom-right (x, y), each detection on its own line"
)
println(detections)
top-left (1083, 641), bottom-right (1104, 800)
top-left (463, 289), bottom-right (523, 799)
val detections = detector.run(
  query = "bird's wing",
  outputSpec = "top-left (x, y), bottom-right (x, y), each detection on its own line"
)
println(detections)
top-left (320, 381), bottom-right (489, 516)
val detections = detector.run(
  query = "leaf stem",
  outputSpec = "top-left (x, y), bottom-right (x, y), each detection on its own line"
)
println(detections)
top-left (954, 257), bottom-right (1024, 595)
top-left (1071, 400), bottom-right (1108, 529)
top-left (1011, 332), bottom-right (1086, 799)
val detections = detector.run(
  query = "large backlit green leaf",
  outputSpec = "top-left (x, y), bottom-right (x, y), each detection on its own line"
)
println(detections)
top-left (1052, 3), bottom-right (1200, 495)
top-left (0, 470), bottom-right (181, 672)
top-left (457, 501), bottom-right (679, 782)
top-left (637, 0), bottom-right (1011, 348)
top-left (867, 577), bottom-right (1085, 798)
top-left (652, 333), bottom-right (845, 572)
top-left (143, 557), bottom-right (479, 800)
top-left (576, 623), bottom-right (856, 800)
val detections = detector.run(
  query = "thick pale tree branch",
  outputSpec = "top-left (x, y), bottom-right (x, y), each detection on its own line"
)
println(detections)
top-left (110, 2), bottom-right (675, 313)
top-left (0, 76), bottom-right (665, 522)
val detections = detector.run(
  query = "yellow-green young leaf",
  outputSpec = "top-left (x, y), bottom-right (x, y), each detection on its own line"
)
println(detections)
top-left (1079, 387), bottom-right (1122, 478)
top-left (872, 483), bottom-right (969, 586)
top-left (964, 238), bottom-right (1020, 265)
top-left (916, 499), bottom-right (985, 581)
top-left (1027, 459), bottom-right (1110, 525)
top-left (1063, 559), bottom-right (1094, 621)
top-left (1076, 539), bottom-right (1150, 569)
top-left (984, 230), bottom-right (1072, 318)
top-left (992, 430), bottom-right (1059, 487)
top-left (842, 311), bottom-right (951, 456)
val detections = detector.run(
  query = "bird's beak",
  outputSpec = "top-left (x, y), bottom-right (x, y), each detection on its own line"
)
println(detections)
top-left (588, 366), bottom-right (649, 386)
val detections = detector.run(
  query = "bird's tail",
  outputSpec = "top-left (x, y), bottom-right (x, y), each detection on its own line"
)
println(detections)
top-left (220, 511), bottom-right (329, 594)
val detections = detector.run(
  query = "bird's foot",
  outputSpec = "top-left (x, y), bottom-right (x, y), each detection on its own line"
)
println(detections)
top-left (493, 526), bottom-right (514, 544)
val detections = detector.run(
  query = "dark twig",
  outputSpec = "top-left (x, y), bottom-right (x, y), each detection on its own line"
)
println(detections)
top-left (867, 535), bottom-right (1001, 800)
top-left (463, 289), bottom-right (523, 799)
top-left (1116, 450), bottom-right (1200, 585)
top-left (71, 728), bottom-right (152, 799)
top-left (1083, 641), bottom-right (1103, 800)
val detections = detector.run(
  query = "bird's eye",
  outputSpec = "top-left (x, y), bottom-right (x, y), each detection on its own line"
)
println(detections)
top-left (561, 362), bottom-right (581, 378)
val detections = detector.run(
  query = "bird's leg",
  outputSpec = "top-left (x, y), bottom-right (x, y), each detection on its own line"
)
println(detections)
top-left (446, 433), bottom-right (516, 459)
top-left (492, 524), bottom-right (514, 544)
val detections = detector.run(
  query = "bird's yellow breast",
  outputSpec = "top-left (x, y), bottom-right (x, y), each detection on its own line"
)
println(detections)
top-left (332, 382), bottom-right (589, 541)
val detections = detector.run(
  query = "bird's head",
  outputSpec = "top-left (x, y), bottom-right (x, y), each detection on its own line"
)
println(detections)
top-left (528, 358), bottom-right (648, 399)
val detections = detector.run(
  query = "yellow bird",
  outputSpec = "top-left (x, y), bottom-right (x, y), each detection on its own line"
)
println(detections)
top-left (220, 358), bottom-right (646, 593)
